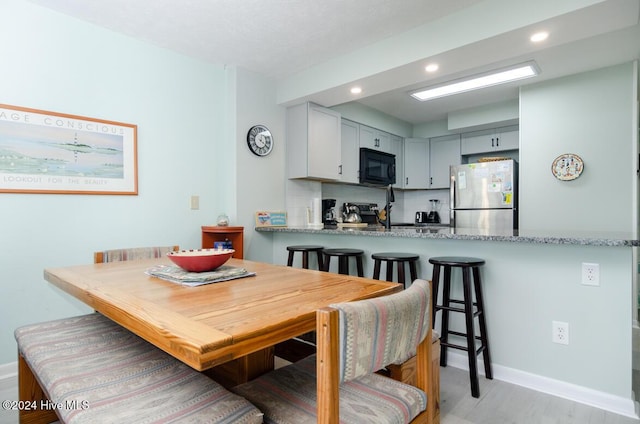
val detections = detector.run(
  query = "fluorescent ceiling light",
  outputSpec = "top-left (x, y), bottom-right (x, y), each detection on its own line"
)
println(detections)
top-left (411, 63), bottom-right (539, 101)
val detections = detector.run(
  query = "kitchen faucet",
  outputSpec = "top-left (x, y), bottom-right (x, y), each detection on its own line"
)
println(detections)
top-left (385, 184), bottom-right (394, 230)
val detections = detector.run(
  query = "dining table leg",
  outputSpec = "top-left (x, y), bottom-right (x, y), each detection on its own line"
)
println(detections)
top-left (203, 347), bottom-right (275, 389)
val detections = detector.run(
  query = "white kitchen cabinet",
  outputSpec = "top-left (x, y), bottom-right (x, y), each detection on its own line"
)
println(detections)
top-left (287, 102), bottom-right (341, 181)
top-left (461, 126), bottom-right (519, 155)
top-left (340, 119), bottom-right (360, 184)
top-left (403, 138), bottom-right (429, 189)
top-left (359, 124), bottom-right (391, 152)
top-left (403, 135), bottom-right (460, 189)
top-left (429, 134), bottom-right (461, 188)
top-left (389, 134), bottom-right (404, 187)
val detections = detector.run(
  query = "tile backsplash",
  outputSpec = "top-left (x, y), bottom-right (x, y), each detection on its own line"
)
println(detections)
top-left (285, 179), bottom-right (322, 226)
top-left (286, 180), bottom-right (450, 226)
top-left (403, 189), bottom-right (450, 224)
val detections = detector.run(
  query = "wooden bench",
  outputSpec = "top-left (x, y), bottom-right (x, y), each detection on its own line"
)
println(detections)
top-left (378, 332), bottom-right (441, 424)
top-left (276, 330), bottom-right (441, 424)
top-left (15, 313), bottom-right (263, 424)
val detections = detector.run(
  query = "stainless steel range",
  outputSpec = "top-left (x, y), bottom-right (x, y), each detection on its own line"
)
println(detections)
top-left (342, 202), bottom-right (379, 226)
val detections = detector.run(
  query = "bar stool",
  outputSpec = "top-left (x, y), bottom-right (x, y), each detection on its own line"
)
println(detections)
top-left (429, 256), bottom-right (492, 398)
top-left (371, 252), bottom-right (419, 289)
top-left (286, 245), bottom-right (324, 270)
top-left (322, 248), bottom-right (364, 276)
top-left (278, 245), bottom-right (326, 362)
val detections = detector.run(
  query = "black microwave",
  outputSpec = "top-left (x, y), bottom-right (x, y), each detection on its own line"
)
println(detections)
top-left (359, 148), bottom-right (396, 186)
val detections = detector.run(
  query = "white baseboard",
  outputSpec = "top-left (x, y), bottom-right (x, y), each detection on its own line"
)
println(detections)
top-left (0, 361), bottom-right (17, 381)
top-left (445, 351), bottom-right (639, 419)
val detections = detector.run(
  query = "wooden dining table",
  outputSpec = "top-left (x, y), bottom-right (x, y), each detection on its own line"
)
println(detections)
top-left (44, 257), bottom-right (401, 387)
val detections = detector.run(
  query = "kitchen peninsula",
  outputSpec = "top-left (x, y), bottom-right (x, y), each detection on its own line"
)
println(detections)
top-left (255, 224), bottom-right (639, 418)
top-left (257, 225), bottom-right (640, 247)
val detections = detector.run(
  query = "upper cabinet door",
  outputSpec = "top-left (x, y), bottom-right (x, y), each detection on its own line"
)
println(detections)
top-left (404, 138), bottom-right (429, 189)
top-left (461, 126), bottom-right (519, 155)
top-left (429, 134), bottom-right (461, 189)
top-left (359, 124), bottom-right (391, 152)
top-left (307, 105), bottom-right (341, 179)
top-left (340, 120), bottom-right (360, 184)
top-left (389, 134), bottom-right (404, 188)
top-left (494, 129), bottom-right (519, 151)
top-left (287, 102), bottom-right (341, 181)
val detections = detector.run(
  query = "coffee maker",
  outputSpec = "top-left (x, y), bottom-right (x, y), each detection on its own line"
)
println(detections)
top-left (322, 199), bottom-right (338, 226)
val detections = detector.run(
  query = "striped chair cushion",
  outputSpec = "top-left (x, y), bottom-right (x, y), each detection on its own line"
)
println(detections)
top-left (15, 313), bottom-right (263, 424)
top-left (334, 279), bottom-right (431, 382)
top-left (99, 246), bottom-right (176, 263)
top-left (233, 354), bottom-right (426, 424)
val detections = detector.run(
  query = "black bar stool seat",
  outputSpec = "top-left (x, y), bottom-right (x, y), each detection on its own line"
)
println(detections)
top-left (429, 256), bottom-right (492, 398)
top-left (322, 248), bottom-right (364, 276)
top-left (371, 252), bottom-right (419, 289)
top-left (286, 245), bottom-right (324, 270)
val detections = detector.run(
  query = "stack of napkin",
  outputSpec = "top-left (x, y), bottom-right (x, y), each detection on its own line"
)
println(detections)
top-left (146, 265), bottom-right (255, 287)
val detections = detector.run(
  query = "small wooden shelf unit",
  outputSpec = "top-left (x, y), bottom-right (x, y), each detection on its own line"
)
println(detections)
top-left (201, 226), bottom-right (244, 259)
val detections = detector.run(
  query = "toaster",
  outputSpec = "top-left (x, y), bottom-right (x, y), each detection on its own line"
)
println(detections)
top-left (415, 211), bottom-right (430, 224)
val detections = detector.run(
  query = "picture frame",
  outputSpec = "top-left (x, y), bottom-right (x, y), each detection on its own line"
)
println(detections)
top-left (0, 104), bottom-right (137, 194)
top-left (255, 211), bottom-right (287, 227)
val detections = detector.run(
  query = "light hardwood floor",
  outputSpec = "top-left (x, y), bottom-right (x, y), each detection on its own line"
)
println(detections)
top-left (439, 366), bottom-right (639, 424)
top-left (1, 366), bottom-right (638, 424)
top-left (0, 376), bottom-right (17, 424)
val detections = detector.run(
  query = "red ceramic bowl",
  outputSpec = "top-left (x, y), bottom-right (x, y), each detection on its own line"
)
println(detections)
top-left (167, 248), bottom-right (235, 272)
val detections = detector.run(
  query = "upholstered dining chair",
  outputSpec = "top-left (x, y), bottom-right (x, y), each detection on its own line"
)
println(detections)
top-left (233, 279), bottom-right (435, 424)
top-left (94, 245), bottom-right (179, 263)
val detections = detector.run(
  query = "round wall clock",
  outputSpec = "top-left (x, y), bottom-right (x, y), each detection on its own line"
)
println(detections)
top-left (551, 153), bottom-right (584, 181)
top-left (247, 125), bottom-right (273, 157)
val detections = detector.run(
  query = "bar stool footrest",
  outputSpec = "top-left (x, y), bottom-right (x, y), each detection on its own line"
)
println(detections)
top-left (445, 330), bottom-right (487, 342)
top-left (441, 340), bottom-right (487, 356)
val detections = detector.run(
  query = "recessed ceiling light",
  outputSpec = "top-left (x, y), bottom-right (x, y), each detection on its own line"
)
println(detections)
top-left (530, 31), bottom-right (549, 43)
top-left (410, 62), bottom-right (539, 102)
top-left (425, 63), bottom-right (439, 73)
top-left (350, 86), bottom-right (362, 95)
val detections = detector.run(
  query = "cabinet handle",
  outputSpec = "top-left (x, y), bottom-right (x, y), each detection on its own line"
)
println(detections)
top-left (496, 137), bottom-right (499, 147)
top-left (406, 177), bottom-right (409, 185)
top-left (491, 138), bottom-right (495, 147)
top-left (430, 177), bottom-right (433, 186)
top-left (338, 165), bottom-right (343, 175)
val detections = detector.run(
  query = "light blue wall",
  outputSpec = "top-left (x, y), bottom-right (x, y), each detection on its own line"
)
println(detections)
top-left (267, 231), bottom-right (632, 400)
top-left (520, 62), bottom-right (637, 233)
top-left (234, 67), bottom-right (287, 262)
top-left (0, 1), bottom-right (230, 364)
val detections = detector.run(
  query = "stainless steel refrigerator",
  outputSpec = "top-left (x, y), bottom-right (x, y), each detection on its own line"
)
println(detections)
top-left (450, 159), bottom-right (518, 230)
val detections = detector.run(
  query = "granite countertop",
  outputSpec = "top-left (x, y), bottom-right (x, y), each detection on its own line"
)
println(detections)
top-left (255, 224), bottom-right (640, 247)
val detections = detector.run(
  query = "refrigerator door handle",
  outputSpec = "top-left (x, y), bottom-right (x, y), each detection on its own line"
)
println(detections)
top-left (450, 172), bottom-right (456, 225)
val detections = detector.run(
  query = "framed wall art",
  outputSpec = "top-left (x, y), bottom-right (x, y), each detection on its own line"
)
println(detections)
top-left (551, 153), bottom-right (584, 181)
top-left (255, 211), bottom-right (287, 227)
top-left (0, 104), bottom-right (137, 194)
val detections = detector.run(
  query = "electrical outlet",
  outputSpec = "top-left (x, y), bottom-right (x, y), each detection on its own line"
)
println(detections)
top-left (552, 321), bottom-right (569, 345)
top-left (581, 262), bottom-right (599, 286)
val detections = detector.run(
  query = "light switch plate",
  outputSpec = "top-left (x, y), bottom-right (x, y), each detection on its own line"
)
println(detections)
top-left (190, 195), bottom-right (199, 210)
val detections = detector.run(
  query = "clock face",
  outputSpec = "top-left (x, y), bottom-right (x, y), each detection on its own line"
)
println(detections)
top-left (247, 125), bottom-right (273, 156)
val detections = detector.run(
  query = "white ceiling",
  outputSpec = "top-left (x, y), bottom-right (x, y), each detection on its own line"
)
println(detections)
top-left (27, 0), bottom-right (640, 125)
